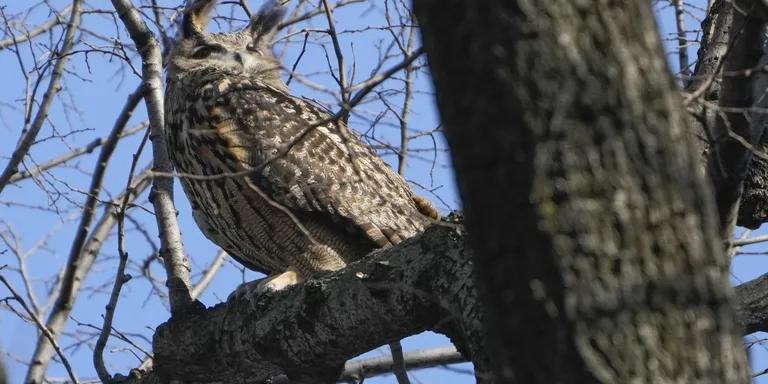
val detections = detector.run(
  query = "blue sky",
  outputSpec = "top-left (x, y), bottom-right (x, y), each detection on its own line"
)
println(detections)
top-left (0, 1), bottom-right (765, 383)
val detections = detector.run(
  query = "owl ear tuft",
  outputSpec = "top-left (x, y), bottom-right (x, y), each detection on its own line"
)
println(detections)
top-left (182, 0), bottom-right (217, 38)
top-left (247, 0), bottom-right (287, 47)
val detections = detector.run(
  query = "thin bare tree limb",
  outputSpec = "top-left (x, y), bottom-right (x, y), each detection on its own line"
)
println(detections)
top-left (388, 341), bottom-right (411, 384)
top-left (321, 0), bottom-right (350, 109)
top-left (0, 0), bottom-right (83, 197)
top-left (94, 108), bottom-right (153, 383)
top-left (9, 122), bottom-right (147, 184)
top-left (0, 5), bottom-right (73, 50)
top-left (339, 346), bottom-right (465, 383)
top-left (25, 75), bottom-right (143, 384)
top-left (0, 275), bottom-right (80, 384)
top-left (190, 250), bottom-right (228, 300)
top-left (110, 0), bottom-right (194, 315)
top-left (674, 0), bottom-right (690, 77)
top-left (278, 0), bottom-right (365, 30)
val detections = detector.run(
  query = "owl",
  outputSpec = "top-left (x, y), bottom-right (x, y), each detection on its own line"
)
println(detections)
top-left (165, 0), bottom-right (438, 293)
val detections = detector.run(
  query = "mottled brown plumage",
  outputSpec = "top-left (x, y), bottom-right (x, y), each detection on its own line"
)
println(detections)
top-left (165, 0), bottom-right (437, 291)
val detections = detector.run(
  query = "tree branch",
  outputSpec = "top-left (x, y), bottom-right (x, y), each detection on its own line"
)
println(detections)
top-left (25, 81), bottom-right (144, 384)
top-left (8, 122), bottom-right (147, 184)
top-left (736, 274), bottom-right (768, 334)
top-left (92, 214), bottom-right (768, 383)
top-left (0, 5), bottom-right (73, 50)
top-left (120, 223), bottom-right (487, 384)
top-left (0, 275), bottom-right (79, 384)
top-left (339, 346), bottom-right (465, 383)
top-left (110, 0), bottom-right (193, 314)
top-left (0, 0), bottom-right (83, 196)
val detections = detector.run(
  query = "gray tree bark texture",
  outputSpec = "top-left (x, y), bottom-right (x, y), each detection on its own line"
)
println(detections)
top-left (122, 223), bottom-right (490, 383)
top-left (688, 0), bottom-right (768, 229)
top-left (704, 0), bottom-right (765, 239)
top-left (414, 0), bottom-right (750, 383)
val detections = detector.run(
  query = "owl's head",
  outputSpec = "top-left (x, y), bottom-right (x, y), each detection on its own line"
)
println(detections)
top-left (168, 0), bottom-right (286, 86)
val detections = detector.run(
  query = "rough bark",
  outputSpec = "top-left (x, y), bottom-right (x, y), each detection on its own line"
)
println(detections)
top-left (688, 0), bottom-right (768, 229)
top-left (703, 0), bottom-right (766, 238)
top-left (737, 17), bottom-right (768, 229)
top-left (119, 223), bottom-right (489, 384)
top-left (735, 274), bottom-right (768, 334)
top-left (415, 0), bottom-right (750, 383)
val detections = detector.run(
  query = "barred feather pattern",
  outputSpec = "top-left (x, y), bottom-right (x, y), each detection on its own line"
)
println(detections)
top-left (165, 71), bottom-right (434, 277)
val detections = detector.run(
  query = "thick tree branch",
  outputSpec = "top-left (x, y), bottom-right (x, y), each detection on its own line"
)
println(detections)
top-left (98, 219), bottom-right (768, 383)
top-left (673, 0), bottom-right (690, 77)
top-left (121, 223), bottom-right (487, 384)
top-left (736, 275), bottom-right (768, 334)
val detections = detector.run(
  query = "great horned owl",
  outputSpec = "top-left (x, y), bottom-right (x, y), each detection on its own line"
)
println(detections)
top-left (165, 0), bottom-right (438, 292)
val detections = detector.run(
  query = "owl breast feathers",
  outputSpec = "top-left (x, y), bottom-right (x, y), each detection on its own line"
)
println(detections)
top-left (164, 0), bottom-right (438, 283)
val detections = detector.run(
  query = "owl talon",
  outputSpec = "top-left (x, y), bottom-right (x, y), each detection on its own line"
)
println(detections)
top-left (228, 268), bottom-right (305, 302)
top-left (257, 268), bottom-right (304, 292)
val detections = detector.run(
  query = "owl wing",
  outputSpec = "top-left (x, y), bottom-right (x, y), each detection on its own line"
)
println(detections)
top-left (211, 82), bottom-right (429, 247)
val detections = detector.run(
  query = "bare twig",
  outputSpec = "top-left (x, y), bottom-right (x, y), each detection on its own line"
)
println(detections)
top-left (239, 0), bottom-right (254, 17)
top-left (396, 14), bottom-right (416, 176)
top-left (673, 0), bottom-right (690, 77)
top-left (321, 0), bottom-right (350, 110)
top-left (0, 5), bottom-right (73, 50)
top-left (94, 114), bottom-right (152, 383)
top-left (278, 0), bottom-right (365, 30)
top-left (388, 12), bottom-right (418, 383)
top-left (285, 31), bottom-right (309, 86)
top-left (0, 0), bottom-right (83, 196)
top-left (25, 82), bottom-right (145, 384)
top-left (190, 250), bottom-right (228, 300)
top-left (0, 275), bottom-right (80, 384)
top-left (388, 340), bottom-right (411, 384)
top-left (8, 122), bottom-right (148, 184)
top-left (339, 346), bottom-right (465, 383)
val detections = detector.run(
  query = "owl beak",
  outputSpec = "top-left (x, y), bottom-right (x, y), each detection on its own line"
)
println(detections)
top-left (233, 51), bottom-right (257, 71)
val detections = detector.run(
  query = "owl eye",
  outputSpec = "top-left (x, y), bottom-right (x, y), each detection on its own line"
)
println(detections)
top-left (191, 44), bottom-right (225, 59)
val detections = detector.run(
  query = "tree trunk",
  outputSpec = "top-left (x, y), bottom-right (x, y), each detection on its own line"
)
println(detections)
top-left (701, 0), bottom-right (765, 239)
top-left (415, 0), bottom-right (750, 383)
top-left (688, 0), bottom-right (768, 229)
